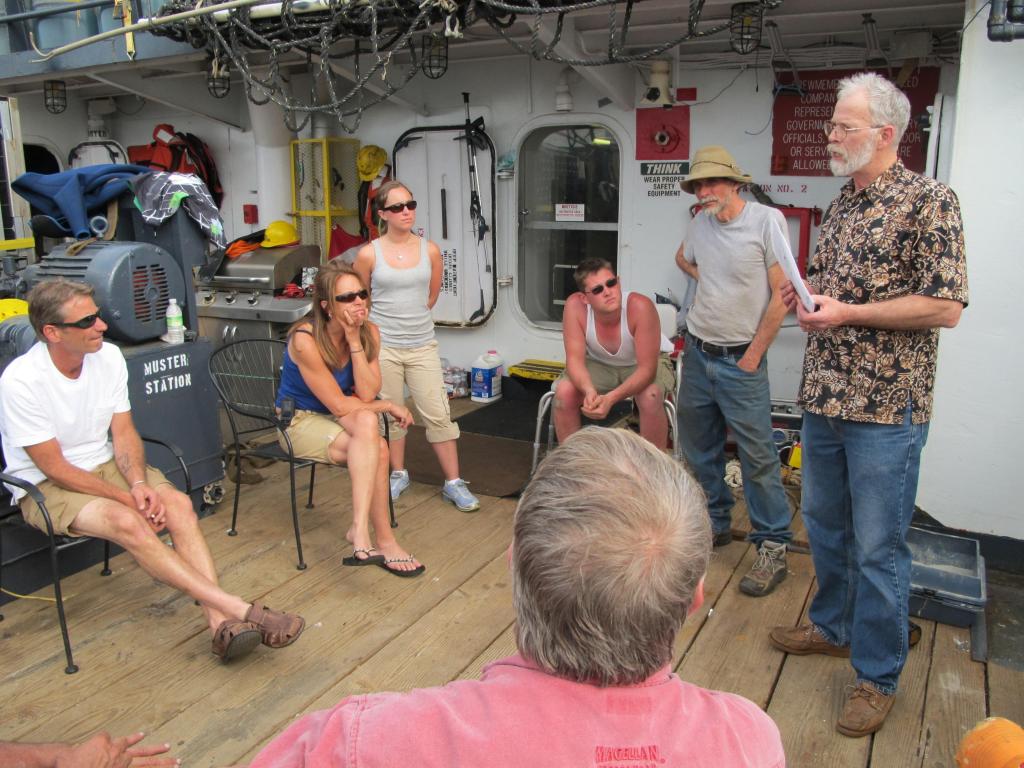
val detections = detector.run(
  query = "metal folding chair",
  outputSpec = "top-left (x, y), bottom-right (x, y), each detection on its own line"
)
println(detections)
top-left (0, 436), bottom-right (190, 674)
top-left (208, 338), bottom-right (396, 572)
top-left (531, 303), bottom-right (682, 474)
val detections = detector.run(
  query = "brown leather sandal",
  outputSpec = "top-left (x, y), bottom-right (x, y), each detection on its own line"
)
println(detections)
top-left (245, 602), bottom-right (305, 648)
top-left (212, 618), bottom-right (261, 662)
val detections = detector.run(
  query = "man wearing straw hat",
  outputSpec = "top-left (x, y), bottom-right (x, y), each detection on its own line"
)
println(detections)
top-left (674, 145), bottom-right (793, 598)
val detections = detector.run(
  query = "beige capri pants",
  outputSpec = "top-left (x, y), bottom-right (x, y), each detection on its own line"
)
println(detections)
top-left (279, 410), bottom-right (346, 463)
top-left (378, 340), bottom-right (459, 443)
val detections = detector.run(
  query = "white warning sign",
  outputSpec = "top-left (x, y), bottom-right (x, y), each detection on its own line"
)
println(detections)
top-left (641, 161), bottom-right (688, 198)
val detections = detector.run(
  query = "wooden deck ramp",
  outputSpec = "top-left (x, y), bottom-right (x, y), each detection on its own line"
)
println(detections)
top-left (2, 463), bottom-right (1021, 767)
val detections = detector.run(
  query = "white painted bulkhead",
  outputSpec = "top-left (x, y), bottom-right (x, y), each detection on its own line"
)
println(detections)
top-left (920, 0), bottom-right (1024, 540)
top-left (6, 3), bottom-right (1020, 539)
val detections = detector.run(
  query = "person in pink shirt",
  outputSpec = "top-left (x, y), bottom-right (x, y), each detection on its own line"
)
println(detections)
top-left (250, 427), bottom-right (785, 768)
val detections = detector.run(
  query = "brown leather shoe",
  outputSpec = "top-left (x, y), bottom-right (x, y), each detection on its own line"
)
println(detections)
top-left (837, 682), bottom-right (895, 737)
top-left (769, 623), bottom-right (850, 657)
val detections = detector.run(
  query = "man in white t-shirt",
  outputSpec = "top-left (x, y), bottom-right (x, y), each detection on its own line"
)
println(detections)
top-left (554, 258), bottom-right (675, 449)
top-left (673, 146), bottom-right (793, 598)
top-left (0, 279), bottom-right (304, 662)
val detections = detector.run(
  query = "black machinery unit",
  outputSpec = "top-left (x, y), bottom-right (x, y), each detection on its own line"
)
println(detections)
top-left (114, 197), bottom-right (206, 334)
top-left (123, 338), bottom-right (222, 505)
top-left (22, 241), bottom-right (187, 344)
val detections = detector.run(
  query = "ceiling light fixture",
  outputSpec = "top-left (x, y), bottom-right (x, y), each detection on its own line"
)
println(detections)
top-left (765, 21), bottom-right (803, 95)
top-left (421, 32), bottom-right (449, 80)
top-left (43, 80), bottom-right (67, 114)
top-left (207, 56), bottom-right (231, 98)
top-left (862, 13), bottom-right (889, 70)
top-left (729, 2), bottom-right (764, 55)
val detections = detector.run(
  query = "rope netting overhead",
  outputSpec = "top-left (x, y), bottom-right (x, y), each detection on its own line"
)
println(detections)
top-left (149, 0), bottom-right (780, 131)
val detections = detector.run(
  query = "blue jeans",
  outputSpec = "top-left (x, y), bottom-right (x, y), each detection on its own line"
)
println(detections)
top-left (802, 410), bottom-right (929, 695)
top-left (676, 342), bottom-right (792, 547)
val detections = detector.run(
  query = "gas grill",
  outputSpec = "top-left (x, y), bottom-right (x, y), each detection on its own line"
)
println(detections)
top-left (195, 244), bottom-right (320, 348)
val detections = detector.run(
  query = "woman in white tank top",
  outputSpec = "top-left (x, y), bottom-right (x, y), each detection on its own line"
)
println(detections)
top-left (354, 181), bottom-right (480, 512)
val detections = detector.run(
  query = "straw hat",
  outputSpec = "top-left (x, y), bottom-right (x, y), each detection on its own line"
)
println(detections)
top-left (680, 146), bottom-right (753, 194)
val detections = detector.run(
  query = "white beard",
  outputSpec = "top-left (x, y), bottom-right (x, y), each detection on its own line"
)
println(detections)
top-left (699, 198), bottom-right (724, 217)
top-left (828, 140), bottom-right (875, 177)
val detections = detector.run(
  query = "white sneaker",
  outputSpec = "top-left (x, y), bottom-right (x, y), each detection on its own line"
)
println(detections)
top-left (389, 470), bottom-right (410, 500)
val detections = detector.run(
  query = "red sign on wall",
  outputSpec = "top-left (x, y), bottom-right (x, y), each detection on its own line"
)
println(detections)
top-left (770, 68), bottom-right (939, 176)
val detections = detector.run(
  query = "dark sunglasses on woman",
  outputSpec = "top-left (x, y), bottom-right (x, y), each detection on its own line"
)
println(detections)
top-left (335, 289), bottom-right (369, 303)
top-left (381, 200), bottom-right (418, 214)
top-left (588, 277), bottom-right (619, 296)
top-left (50, 312), bottom-right (101, 329)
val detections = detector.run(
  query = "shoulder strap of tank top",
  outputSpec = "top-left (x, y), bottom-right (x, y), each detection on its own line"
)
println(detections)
top-left (372, 238), bottom-right (384, 262)
top-left (292, 328), bottom-right (314, 337)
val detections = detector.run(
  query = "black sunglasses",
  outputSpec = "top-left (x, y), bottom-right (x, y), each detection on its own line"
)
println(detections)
top-left (588, 277), bottom-right (619, 296)
top-left (51, 312), bottom-right (101, 329)
top-left (381, 200), bottom-right (418, 214)
top-left (334, 289), bottom-right (369, 303)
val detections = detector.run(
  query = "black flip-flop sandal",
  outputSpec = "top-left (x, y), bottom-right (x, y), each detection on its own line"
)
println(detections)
top-left (377, 556), bottom-right (426, 579)
top-left (343, 548), bottom-right (386, 567)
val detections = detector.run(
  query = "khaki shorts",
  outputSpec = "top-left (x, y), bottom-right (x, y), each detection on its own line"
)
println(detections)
top-left (281, 409), bottom-right (345, 463)
top-left (20, 459), bottom-right (170, 537)
top-left (557, 354), bottom-right (676, 398)
top-left (379, 341), bottom-right (459, 443)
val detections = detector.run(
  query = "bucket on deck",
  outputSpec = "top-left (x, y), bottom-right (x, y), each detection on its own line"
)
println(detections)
top-left (471, 349), bottom-right (503, 403)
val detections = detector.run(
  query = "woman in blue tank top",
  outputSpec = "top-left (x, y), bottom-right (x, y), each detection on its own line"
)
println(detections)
top-left (353, 181), bottom-right (480, 513)
top-left (278, 260), bottom-right (424, 577)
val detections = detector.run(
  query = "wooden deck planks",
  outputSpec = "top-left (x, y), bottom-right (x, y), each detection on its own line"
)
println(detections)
top-left (118, 496), bottom-right (514, 767)
top-left (869, 619), bottom-right (937, 767)
top-left (0, 463), bottom-right (1007, 768)
top-left (918, 624), bottom-right (987, 767)
top-left (676, 548), bottom-right (815, 709)
top-left (988, 660), bottom-right (1024, 726)
top-left (771, 651), bottom-right (871, 767)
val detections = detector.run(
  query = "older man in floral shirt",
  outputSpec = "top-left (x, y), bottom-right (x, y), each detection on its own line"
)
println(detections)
top-left (773, 72), bottom-right (968, 738)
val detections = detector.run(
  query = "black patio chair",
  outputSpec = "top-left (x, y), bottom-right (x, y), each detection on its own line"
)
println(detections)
top-left (0, 436), bottom-right (191, 674)
top-left (208, 338), bottom-right (396, 572)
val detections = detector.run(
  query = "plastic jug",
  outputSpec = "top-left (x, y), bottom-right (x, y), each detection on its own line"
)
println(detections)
top-left (471, 350), bottom-right (503, 403)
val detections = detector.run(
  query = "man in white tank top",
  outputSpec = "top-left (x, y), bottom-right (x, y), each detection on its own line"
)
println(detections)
top-left (674, 146), bottom-right (793, 599)
top-left (553, 258), bottom-right (674, 449)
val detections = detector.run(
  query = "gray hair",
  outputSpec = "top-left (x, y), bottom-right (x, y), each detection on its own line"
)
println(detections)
top-left (27, 278), bottom-right (95, 340)
top-left (837, 72), bottom-right (911, 144)
top-left (512, 427), bottom-right (711, 686)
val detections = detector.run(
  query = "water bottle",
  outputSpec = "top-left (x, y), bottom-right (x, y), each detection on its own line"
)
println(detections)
top-left (471, 349), bottom-right (503, 403)
top-left (165, 298), bottom-right (185, 345)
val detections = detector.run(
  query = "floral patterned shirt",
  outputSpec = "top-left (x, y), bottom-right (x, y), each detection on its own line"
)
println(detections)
top-left (798, 161), bottom-right (968, 425)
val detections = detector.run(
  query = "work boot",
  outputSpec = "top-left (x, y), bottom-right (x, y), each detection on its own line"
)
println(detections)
top-left (836, 682), bottom-right (895, 737)
top-left (769, 623), bottom-right (850, 657)
top-left (389, 470), bottom-right (410, 501)
top-left (739, 541), bottom-right (787, 596)
top-left (442, 478), bottom-right (480, 512)
top-left (770, 621), bottom-right (921, 657)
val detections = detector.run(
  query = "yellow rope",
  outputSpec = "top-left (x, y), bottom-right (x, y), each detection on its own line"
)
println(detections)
top-left (1, 587), bottom-right (65, 602)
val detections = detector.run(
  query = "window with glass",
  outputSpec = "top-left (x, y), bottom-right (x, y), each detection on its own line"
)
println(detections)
top-left (517, 125), bottom-right (620, 325)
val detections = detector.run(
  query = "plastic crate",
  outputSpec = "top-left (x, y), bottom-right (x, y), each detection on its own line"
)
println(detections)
top-left (907, 526), bottom-right (987, 661)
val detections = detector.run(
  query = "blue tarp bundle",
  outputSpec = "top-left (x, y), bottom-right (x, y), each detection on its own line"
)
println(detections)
top-left (12, 164), bottom-right (152, 239)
